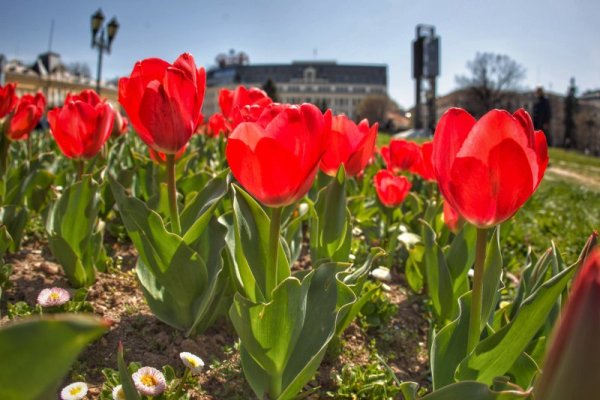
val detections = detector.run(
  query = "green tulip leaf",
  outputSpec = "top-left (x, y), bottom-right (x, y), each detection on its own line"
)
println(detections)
top-left (110, 176), bottom-right (228, 335)
top-left (481, 227), bottom-right (503, 328)
top-left (445, 224), bottom-right (476, 297)
top-left (310, 165), bottom-right (352, 264)
top-left (180, 170), bottom-right (228, 245)
top-left (431, 292), bottom-right (471, 389)
top-left (0, 205), bottom-right (28, 253)
top-left (230, 263), bottom-right (356, 400)
top-left (422, 221), bottom-right (455, 324)
top-left (46, 176), bottom-right (101, 287)
top-left (283, 202), bottom-right (310, 263)
top-left (421, 381), bottom-right (531, 399)
top-left (0, 315), bottom-right (108, 400)
top-left (118, 344), bottom-right (141, 400)
top-left (455, 262), bottom-right (576, 384)
top-left (230, 184), bottom-right (290, 303)
top-left (406, 244), bottom-right (425, 293)
top-left (0, 225), bottom-right (12, 260)
top-left (336, 247), bottom-right (385, 335)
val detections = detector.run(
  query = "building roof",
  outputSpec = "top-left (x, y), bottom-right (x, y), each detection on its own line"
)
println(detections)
top-left (207, 61), bottom-right (387, 87)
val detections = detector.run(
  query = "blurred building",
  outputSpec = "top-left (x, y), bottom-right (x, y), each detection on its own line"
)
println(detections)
top-left (205, 59), bottom-right (388, 119)
top-left (1, 52), bottom-right (118, 107)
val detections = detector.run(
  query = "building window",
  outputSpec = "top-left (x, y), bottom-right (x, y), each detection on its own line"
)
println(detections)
top-left (304, 67), bottom-right (316, 82)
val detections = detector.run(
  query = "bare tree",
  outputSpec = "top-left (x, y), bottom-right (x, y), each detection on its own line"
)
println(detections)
top-left (67, 62), bottom-right (92, 79)
top-left (356, 94), bottom-right (399, 127)
top-left (455, 52), bottom-right (526, 116)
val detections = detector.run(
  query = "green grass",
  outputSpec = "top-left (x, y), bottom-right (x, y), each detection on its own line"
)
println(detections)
top-left (503, 148), bottom-right (600, 266)
top-left (548, 148), bottom-right (600, 170)
top-left (503, 178), bottom-right (599, 267)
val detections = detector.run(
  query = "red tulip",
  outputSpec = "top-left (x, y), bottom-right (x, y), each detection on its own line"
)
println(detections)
top-left (148, 144), bottom-right (187, 164)
top-left (48, 89), bottom-right (114, 159)
top-left (0, 83), bottom-right (17, 119)
top-left (320, 115), bottom-right (378, 177)
top-left (412, 141), bottom-right (436, 181)
top-left (381, 139), bottom-right (421, 173)
top-left (432, 108), bottom-right (548, 228)
top-left (5, 92), bottom-right (46, 140)
top-left (226, 103), bottom-right (331, 207)
top-left (443, 201), bottom-right (463, 233)
top-left (118, 53), bottom-right (206, 154)
top-left (111, 110), bottom-right (129, 138)
top-left (534, 248), bottom-right (600, 400)
top-left (374, 169), bottom-right (412, 208)
top-left (219, 85), bottom-right (272, 129)
top-left (207, 113), bottom-right (229, 137)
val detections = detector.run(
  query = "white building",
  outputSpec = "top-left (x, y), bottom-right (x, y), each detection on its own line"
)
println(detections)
top-left (204, 60), bottom-right (388, 119)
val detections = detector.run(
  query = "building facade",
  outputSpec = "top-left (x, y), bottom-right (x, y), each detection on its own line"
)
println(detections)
top-left (205, 60), bottom-right (388, 119)
top-left (1, 52), bottom-right (118, 108)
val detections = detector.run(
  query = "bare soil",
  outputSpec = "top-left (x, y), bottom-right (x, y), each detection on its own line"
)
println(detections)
top-left (1, 239), bottom-right (429, 399)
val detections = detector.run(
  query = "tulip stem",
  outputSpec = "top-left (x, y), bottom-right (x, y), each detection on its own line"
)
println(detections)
top-left (267, 206), bottom-right (283, 299)
top-left (76, 160), bottom-right (84, 181)
top-left (467, 227), bottom-right (488, 354)
top-left (166, 154), bottom-right (181, 236)
top-left (385, 208), bottom-right (394, 267)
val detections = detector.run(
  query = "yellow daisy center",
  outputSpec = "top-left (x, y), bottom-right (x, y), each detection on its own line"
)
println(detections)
top-left (69, 386), bottom-right (82, 395)
top-left (185, 356), bottom-right (197, 367)
top-left (141, 374), bottom-right (158, 387)
top-left (50, 292), bottom-right (60, 301)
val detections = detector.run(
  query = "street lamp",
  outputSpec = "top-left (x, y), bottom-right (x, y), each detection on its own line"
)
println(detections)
top-left (90, 8), bottom-right (119, 94)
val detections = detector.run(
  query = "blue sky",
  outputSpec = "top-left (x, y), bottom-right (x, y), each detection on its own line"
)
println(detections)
top-left (1, 0), bottom-right (598, 107)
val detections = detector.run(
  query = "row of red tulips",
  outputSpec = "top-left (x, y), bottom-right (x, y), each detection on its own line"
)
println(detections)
top-left (0, 55), bottom-right (547, 231)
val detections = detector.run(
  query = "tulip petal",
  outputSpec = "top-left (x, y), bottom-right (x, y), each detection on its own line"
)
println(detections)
top-left (449, 139), bottom-right (534, 227)
top-left (227, 134), bottom-right (303, 207)
top-left (457, 110), bottom-right (530, 163)
top-left (172, 53), bottom-right (198, 83)
top-left (489, 139), bottom-right (534, 224)
top-left (448, 156), bottom-right (495, 227)
top-left (432, 108), bottom-right (476, 187)
top-left (119, 58), bottom-right (170, 141)
top-left (219, 88), bottom-right (234, 117)
top-left (138, 81), bottom-right (189, 153)
top-left (320, 116), bottom-right (353, 176)
top-left (513, 108), bottom-right (536, 148)
top-left (344, 120), bottom-right (377, 177)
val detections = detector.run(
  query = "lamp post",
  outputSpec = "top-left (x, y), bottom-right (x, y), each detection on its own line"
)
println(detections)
top-left (91, 9), bottom-right (119, 95)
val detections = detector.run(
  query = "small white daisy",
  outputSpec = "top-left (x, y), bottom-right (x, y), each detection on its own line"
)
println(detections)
top-left (60, 382), bottom-right (88, 400)
top-left (132, 366), bottom-right (166, 396)
top-left (180, 351), bottom-right (205, 375)
top-left (37, 287), bottom-right (70, 307)
top-left (112, 384), bottom-right (125, 400)
top-left (371, 266), bottom-right (392, 282)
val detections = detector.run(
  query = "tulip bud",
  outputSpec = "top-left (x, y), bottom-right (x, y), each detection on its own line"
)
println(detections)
top-left (5, 92), bottom-right (45, 141)
top-left (119, 53), bottom-right (205, 154)
top-left (319, 115), bottom-right (378, 177)
top-left (373, 169), bottom-right (411, 208)
top-left (533, 248), bottom-right (600, 400)
top-left (0, 83), bottom-right (17, 119)
top-left (578, 230), bottom-right (598, 266)
top-left (380, 139), bottom-right (421, 173)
